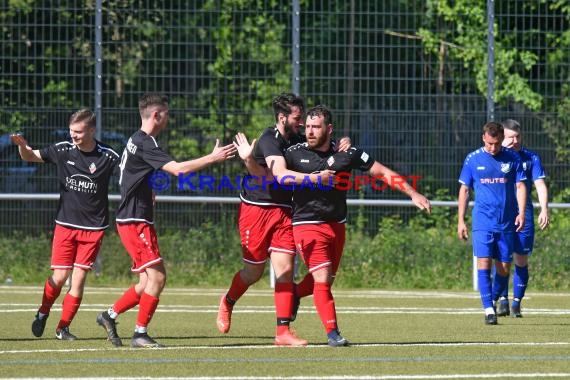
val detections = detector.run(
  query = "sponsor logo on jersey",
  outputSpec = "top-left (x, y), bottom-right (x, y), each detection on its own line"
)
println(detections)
top-left (66, 160), bottom-right (75, 166)
top-left (126, 138), bottom-right (137, 154)
top-left (477, 166), bottom-right (485, 170)
top-left (300, 159), bottom-right (309, 163)
top-left (66, 174), bottom-right (98, 194)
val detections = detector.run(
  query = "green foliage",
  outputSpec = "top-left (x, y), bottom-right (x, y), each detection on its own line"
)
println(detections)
top-left (3, 206), bottom-right (570, 291)
top-left (423, 0), bottom-right (544, 111)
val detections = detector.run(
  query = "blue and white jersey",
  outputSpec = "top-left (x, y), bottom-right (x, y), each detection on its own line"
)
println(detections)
top-left (458, 147), bottom-right (526, 233)
top-left (518, 146), bottom-right (546, 232)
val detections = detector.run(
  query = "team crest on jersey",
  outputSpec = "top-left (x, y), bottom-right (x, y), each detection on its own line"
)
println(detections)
top-left (500, 163), bottom-right (511, 173)
top-left (522, 162), bottom-right (528, 171)
top-left (327, 156), bottom-right (335, 167)
top-left (89, 162), bottom-right (97, 174)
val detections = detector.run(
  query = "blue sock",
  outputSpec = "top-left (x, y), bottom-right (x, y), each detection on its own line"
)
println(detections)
top-left (513, 265), bottom-right (528, 304)
top-left (492, 272), bottom-right (509, 304)
top-left (478, 269), bottom-right (493, 309)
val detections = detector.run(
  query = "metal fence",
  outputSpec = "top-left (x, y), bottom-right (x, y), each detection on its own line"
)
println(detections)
top-left (0, 1), bottom-right (568, 234)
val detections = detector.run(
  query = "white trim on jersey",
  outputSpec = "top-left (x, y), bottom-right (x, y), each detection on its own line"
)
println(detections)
top-left (115, 218), bottom-right (155, 225)
top-left (239, 194), bottom-right (292, 209)
top-left (292, 218), bottom-right (347, 226)
top-left (55, 220), bottom-right (108, 230)
top-left (97, 143), bottom-right (120, 159)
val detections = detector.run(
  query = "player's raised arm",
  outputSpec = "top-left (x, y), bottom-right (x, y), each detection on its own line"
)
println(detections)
top-left (367, 161), bottom-right (431, 213)
top-left (10, 133), bottom-right (43, 163)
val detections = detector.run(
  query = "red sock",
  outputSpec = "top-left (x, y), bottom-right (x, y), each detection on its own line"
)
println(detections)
top-left (39, 277), bottom-right (62, 315)
top-left (274, 282), bottom-right (294, 334)
top-left (313, 282), bottom-right (337, 333)
top-left (57, 293), bottom-right (81, 330)
top-left (137, 292), bottom-right (159, 328)
top-left (227, 271), bottom-right (249, 303)
top-left (295, 273), bottom-right (314, 298)
top-left (112, 286), bottom-right (141, 315)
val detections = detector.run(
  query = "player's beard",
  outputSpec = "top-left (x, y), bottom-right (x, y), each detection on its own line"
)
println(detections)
top-left (307, 133), bottom-right (328, 150)
top-left (283, 120), bottom-right (299, 138)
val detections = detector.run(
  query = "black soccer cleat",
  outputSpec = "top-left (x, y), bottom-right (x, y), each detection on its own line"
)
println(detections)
top-left (32, 312), bottom-right (49, 338)
top-left (131, 332), bottom-right (163, 348)
top-left (327, 330), bottom-right (349, 347)
top-left (484, 314), bottom-right (498, 325)
top-left (55, 326), bottom-right (77, 341)
top-left (496, 301), bottom-right (510, 317)
top-left (511, 304), bottom-right (523, 318)
top-left (96, 311), bottom-right (123, 347)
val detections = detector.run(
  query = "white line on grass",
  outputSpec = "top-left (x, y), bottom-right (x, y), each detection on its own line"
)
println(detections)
top-left (2, 341), bottom-right (570, 355)
top-left (3, 305), bottom-right (570, 315)
top-left (3, 373), bottom-right (570, 379)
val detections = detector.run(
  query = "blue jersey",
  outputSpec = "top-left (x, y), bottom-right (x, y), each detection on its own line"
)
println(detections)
top-left (518, 147), bottom-right (546, 232)
top-left (459, 147), bottom-right (526, 233)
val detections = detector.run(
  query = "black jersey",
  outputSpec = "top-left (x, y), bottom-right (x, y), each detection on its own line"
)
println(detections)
top-left (284, 144), bottom-right (374, 225)
top-left (240, 126), bottom-right (305, 207)
top-left (39, 140), bottom-right (119, 230)
top-left (116, 130), bottom-right (174, 224)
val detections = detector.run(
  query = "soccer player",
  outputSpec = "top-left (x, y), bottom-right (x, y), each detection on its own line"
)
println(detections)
top-left (283, 104), bottom-right (431, 346)
top-left (96, 93), bottom-right (236, 348)
top-left (11, 108), bottom-right (119, 341)
top-left (494, 119), bottom-right (549, 318)
top-left (218, 93), bottom-right (347, 346)
top-left (457, 121), bottom-right (527, 325)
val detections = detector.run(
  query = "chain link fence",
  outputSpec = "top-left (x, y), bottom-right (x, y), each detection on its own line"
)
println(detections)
top-left (0, 1), bottom-right (568, 234)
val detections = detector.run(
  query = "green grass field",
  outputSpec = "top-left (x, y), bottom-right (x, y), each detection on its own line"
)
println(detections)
top-left (1, 285), bottom-right (570, 379)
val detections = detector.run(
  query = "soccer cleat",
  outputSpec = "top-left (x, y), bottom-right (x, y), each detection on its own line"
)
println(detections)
top-left (32, 313), bottom-right (49, 338)
top-left (55, 326), bottom-right (77, 341)
top-left (275, 329), bottom-right (308, 346)
top-left (327, 330), bottom-right (349, 347)
top-left (511, 304), bottom-right (523, 318)
top-left (497, 301), bottom-right (510, 317)
top-left (131, 332), bottom-right (162, 348)
top-left (290, 293), bottom-right (300, 322)
top-left (96, 311), bottom-right (123, 347)
top-left (484, 314), bottom-right (498, 325)
top-left (216, 294), bottom-right (233, 333)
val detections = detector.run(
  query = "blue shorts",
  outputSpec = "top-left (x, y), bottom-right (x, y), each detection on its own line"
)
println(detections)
top-left (514, 232), bottom-right (534, 256)
top-left (472, 230), bottom-right (514, 263)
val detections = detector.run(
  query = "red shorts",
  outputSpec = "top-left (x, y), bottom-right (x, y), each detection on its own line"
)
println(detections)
top-left (238, 202), bottom-right (296, 264)
top-left (116, 222), bottom-right (162, 273)
top-left (51, 224), bottom-right (105, 270)
top-left (293, 222), bottom-right (346, 274)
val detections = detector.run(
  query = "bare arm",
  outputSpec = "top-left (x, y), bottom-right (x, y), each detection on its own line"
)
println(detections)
top-left (267, 155), bottom-right (334, 186)
top-left (514, 181), bottom-right (527, 233)
top-left (233, 132), bottom-right (268, 178)
top-left (457, 184), bottom-right (470, 240)
top-left (10, 134), bottom-right (43, 163)
top-left (161, 139), bottom-right (236, 175)
top-left (534, 178), bottom-right (549, 230)
top-left (368, 161), bottom-right (431, 213)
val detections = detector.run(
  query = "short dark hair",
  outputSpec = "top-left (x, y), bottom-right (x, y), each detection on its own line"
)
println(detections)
top-left (139, 93), bottom-right (169, 118)
top-left (482, 121), bottom-right (504, 138)
top-left (272, 93), bottom-right (304, 122)
top-left (306, 104), bottom-right (332, 126)
top-left (502, 119), bottom-right (521, 134)
top-left (69, 108), bottom-right (95, 129)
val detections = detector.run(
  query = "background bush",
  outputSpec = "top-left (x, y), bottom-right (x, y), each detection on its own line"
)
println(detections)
top-left (2, 207), bottom-right (569, 291)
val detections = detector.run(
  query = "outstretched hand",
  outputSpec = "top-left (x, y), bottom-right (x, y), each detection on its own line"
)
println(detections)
top-left (411, 191), bottom-right (432, 214)
top-left (210, 139), bottom-right (237, 163)
top-left (233, 132), bottom-right (257, 161)
top-left (10, 133), bottom-right (31, 150)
